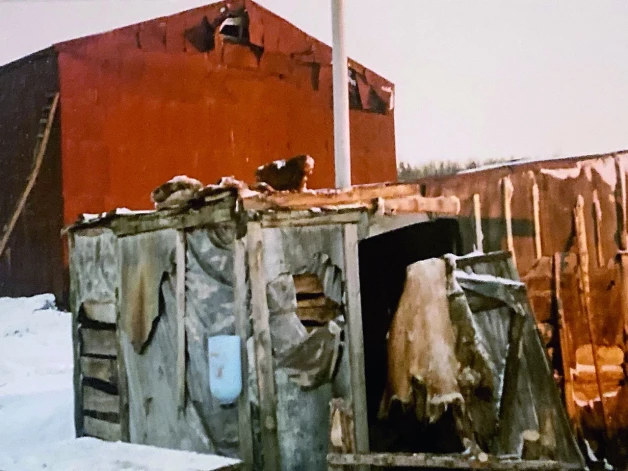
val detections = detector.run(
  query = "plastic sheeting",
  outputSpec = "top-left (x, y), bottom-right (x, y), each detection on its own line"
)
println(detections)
top-left (72, 230), bottom-right (118, 310)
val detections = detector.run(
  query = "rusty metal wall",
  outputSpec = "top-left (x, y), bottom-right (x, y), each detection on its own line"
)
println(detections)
top-left (0, 48), bottom-right (65, 300)
top-left (55, 0), bottom-right (397, 225)
top-left (420, 151), bottom-right (628, 457)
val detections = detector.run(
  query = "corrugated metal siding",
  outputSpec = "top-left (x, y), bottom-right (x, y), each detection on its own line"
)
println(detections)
top-left (55, 0), bottom-right (397, 225)
top-left (0, 48), bottom-right (64, 300)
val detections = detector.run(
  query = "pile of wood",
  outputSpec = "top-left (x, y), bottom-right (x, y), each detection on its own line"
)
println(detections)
top-left (148, 155), bottom-right (461, 216)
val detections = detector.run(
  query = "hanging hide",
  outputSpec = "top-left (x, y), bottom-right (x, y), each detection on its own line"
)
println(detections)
top-left (378, 258), bottom-right (464, 424)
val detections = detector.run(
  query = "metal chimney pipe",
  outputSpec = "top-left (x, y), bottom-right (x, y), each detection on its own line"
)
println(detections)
top-left (331, 0), bottom-right (351, 189)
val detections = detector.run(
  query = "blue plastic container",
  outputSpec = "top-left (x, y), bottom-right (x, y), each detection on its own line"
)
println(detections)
top-left (207, 335), bottom-right (242, 405)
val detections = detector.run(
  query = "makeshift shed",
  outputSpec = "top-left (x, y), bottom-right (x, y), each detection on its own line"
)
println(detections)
top-left (0, 0), bottom-right (397, 300)
top-left (66, 183), bottom-right (583, 471)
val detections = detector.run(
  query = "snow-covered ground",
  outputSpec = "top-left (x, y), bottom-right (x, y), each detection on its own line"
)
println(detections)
top-left (0, 294), bottom-right (75, 461)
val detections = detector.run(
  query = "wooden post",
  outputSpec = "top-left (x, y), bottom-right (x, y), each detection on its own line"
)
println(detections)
top-left (532, 179), bottom-right (542, 260)
top-left (115, 234), bottom-right (130, 441)
top-left (473, 193), bottom-right (484, 252)
top-left (574, 195), bottom-right (609, 435)
top-left (68, 233), bottom-right (84, 437)
top-left (233, 237), bottom-right (254, 471)
top-left (342, 224), bottom-right (370, 459)
top-left (592, 190), bottom-right (604, 268)
top-left (176, 230), bottom-right (187, 412)
top-left (552, 253), bottom-right (578, 424)
top-left (501, 176), bottom-right (516, 268)
top-left (616, 157), bottom-right (627, 251)
top-left (615, 158), bottom-right (628, 379)
top-left (496, 306), bottom-right (526, 454)
top-left (247, 222), bottom-right (281, 471)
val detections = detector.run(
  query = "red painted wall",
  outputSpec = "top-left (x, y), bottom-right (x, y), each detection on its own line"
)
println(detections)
top-left (56, 1), bottom-right (396, 224)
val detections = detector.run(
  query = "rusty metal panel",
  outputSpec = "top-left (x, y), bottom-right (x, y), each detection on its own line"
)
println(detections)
top-left (0, 48), bottom-right (64, 300)
top-left (420, 151), bottom-right (628, 462)
top-left (55, 0), bottom-right (396, 226)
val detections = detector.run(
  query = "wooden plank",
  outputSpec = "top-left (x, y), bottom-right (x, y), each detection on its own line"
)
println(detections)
top-left (80, 357), bottom-right (118, 387)
top-left (552, 253), bottom-right (578, 424)
top-left (473, 193), bottom-right (484, 252)
top-left (501, 176), bottom-right (516, 268)
top-left (592, 190), bottom-right (604, 268)
top-left (0, 92), bottom-right (59, 259)
top-left (496, 308), bottom-right (526, 454)
top-left (574, 195), bottom-right (609, 435)
top-left (81, 328), bottom-right (117, 357)
top-left (69, 234), bottom-right (84, 437)
top-left (247, 222), bottom-right (281, 471)
top-left (82, 302), bottom-right (116, 325)
top-left (259, 210), bottom-right (363, 228)
top-left (378, 195), bottom-right (460, 215)
top-left (115, 237), bottom-right (130, 442)
top-left (616, 157), bottom-right (628, 251)
top-left (327, 453), bottom-right (566, 470)
top-left (293, 273), bottom-right (325, 294)
top-left (342, 224), bottom-right (370, 458)
top-left (112, 199), bottom-right (235, 237)
top-left (83, 416), bottom-right (122, 442)
top-left (532, 179), bottom-right (542, 259)
top-left (82, 384), bottom-right (120, 415)
top-left (247, 183), bottom-right (422, 209)
top-left (233, 237), bottom-right (254, 471)
top-left (176, 230), bottom-right (187, 412)
top-left (457, 251), bottom-right (512, 269)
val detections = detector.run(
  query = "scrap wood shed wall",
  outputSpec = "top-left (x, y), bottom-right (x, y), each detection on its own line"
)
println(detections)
top-left (68, 191), bottom-right (381, 471)
top-left (420, 151), bottom-right (628, 466)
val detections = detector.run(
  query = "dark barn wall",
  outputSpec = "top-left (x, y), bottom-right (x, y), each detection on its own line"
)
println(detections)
top-left (0, 49), bottom-right (64, 300)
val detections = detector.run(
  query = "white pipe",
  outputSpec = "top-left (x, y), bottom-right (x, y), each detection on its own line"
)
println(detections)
top-left (331, 0), bottom-right (352, 189)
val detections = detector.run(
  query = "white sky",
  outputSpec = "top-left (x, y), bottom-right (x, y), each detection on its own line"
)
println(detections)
top-left (2, 0), bottom-right (628, 166)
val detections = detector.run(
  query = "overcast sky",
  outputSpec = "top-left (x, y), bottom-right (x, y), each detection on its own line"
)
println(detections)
top-left (2, 0), bottom-right (628, 166)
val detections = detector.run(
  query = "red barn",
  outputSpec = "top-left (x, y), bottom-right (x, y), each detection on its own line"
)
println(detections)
top-left (0, 0), bottom-right (396, 300)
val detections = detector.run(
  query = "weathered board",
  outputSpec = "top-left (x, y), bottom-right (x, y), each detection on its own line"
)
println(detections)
top-left (83, 416), bottom-right (122, 442)
top-left (82, 384), bottom-right (120, 415)
top-left (81, 328), bottom-right (117, 357)
top-left (81, 357), bottom-right (118, 386)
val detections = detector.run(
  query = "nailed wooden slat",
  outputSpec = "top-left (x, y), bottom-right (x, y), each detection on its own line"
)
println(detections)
top-left (81, 328), bottom-right (117, 358)
top-left (532, 179), bottom-right (542, 259)
top-left (247, 222), bottom-right (281, 471)
top-left (82, 302), bottom-right (116, 324)
top-left (69, 234), bottom-right (84, 437)
top-left (496, 307), bottom-right (526, 454)
top-left (616, 157), bottom-right (628, 250)
top-left (553, 253), bottom-right (578, 425)
top-left (574, 195), bottom-right (609, 436)
top-left (342, 224), bottom-right (370, 458)
top-left (176, 230), bottom-right (187, 412)
top-left (83, 384), bottom-right (120, 414)
top-left (83, 416), bottom-right (121, 442)
top-left (233, 237), bottom-right (254, 471)
top-left (293, 273), bottom-right (325, 294)
top-left (112, 200), bottom-right (234, 237)
top-left (114, 237), bottom-right (130, 442)
top-left (592, 190), bottom-right (604, 268)
top-left (501, 176), bottom-right (516, 268)
top-left (248, 183), bottom-right (421, 209)
top-left (259, 210), bottom-right (363, 228)
top-left (473, 193), bottom-right (484, 252)
top-left (80, 357), bottom-right (118, 387)
top-left (326, 453), bottom-right (565, 470)
top-left (379, 195), bottom-right (461, 215)
top-left (456, 251), bottom-right (511, 268)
